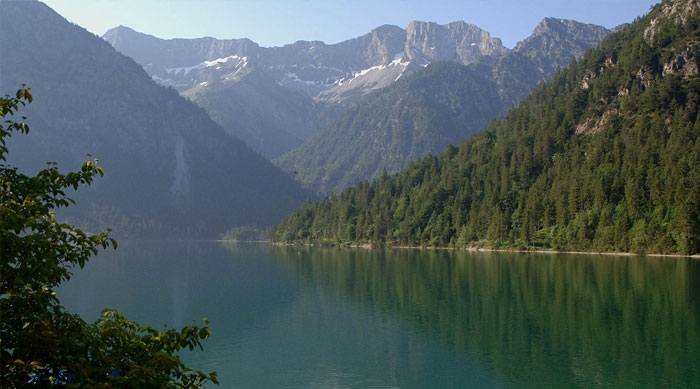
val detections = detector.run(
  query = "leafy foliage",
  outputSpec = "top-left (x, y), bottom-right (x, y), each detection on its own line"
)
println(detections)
top-left (271, 1), bottom-right (700, 255)
top-left (0, 88), bottom-right (217, 387)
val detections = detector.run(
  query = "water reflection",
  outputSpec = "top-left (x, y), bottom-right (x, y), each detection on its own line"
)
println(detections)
top-left (270, 247), bottom-right (700, 387)
top-left (59, 242), bottom-right (700, 387)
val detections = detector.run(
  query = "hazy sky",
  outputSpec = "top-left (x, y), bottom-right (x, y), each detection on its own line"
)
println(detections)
top-left (42, 0), bottom-right (658, 48)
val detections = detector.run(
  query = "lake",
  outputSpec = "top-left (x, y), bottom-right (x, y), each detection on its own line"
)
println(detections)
top-left (58, 241), bottom-right (700, 388)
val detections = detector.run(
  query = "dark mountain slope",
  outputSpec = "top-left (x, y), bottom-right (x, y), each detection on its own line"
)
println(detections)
top-left (271, 0), bottom-right (700, 255)
top-left (0, 0), bottom-right (309, 237)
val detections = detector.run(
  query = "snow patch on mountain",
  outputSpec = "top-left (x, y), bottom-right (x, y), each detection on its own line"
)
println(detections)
top-left (285, 72), bottom-right (319, 86)
top-left (165, 55), bottom-right (248, 76)
top-left (151, 74), bottom-right (173, 86)
top-left (338, 57), bottom-right (410, 86)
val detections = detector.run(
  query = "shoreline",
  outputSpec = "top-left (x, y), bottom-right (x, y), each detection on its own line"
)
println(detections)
top-left (270, 242), bottom-right (700, 258)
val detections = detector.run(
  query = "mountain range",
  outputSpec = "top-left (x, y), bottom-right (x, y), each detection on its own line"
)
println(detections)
top-left (1, 0), bottom-right (657, 241)
top-left (273, 19), bottom-right (611, 195)
top-left (105, 17), bottom-right (611, 195)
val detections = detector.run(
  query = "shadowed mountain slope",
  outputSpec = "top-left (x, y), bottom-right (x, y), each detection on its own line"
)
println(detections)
top-left (0, 0), bottom-right (309, 237)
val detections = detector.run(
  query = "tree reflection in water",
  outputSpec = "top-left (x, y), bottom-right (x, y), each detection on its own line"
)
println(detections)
top-left (271, 247), bottom-right (700, 387)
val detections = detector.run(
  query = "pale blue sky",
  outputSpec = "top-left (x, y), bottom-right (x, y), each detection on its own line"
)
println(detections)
top-left (42, 0), bottom-right (658, 48)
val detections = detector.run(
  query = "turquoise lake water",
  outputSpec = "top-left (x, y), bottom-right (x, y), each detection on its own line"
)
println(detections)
top-left (58, 241), bottom-right (700, 388)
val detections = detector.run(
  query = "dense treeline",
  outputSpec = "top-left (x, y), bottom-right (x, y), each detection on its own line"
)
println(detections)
top-left (272, 0), bottom-right (700, 255)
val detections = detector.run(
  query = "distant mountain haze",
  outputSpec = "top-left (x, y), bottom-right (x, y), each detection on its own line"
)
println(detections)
top-left (103, 19), bottom-right (609, 173)
top-left (0, 0), bottom-right (310, 237)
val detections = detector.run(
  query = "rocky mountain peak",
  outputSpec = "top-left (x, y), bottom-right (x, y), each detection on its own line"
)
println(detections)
top-left (514, 18), bottom-right (610, 73)
top-left (103, 24), bottom-right (135, 37)
top-left (370, 24), bottom-right (405, 37)
top-left (404, 20), bottom-right (507, 65)
top-left (103, 25), bottom-right (159, 51)
top-left (362, 24), bottom-right (406, 64)
top-left (523, 17), bottom-right (610, 46)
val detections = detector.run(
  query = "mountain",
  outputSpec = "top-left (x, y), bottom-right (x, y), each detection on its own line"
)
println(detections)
top-left (273, 62), bottom-right (503, 195)
top-left (492, 18), bottom-right (611, 107)
top-left (103, 21), bottom-right (523, 157)
top-left (275, 19), bottom-right (611, 195)
top-left (513, 17), bottom-right (611, 78)
top-left (103, 21), bottom-right (506, 100)
top-left (179, 66), bottom-right (318, 158)
top-left (271, 0), bottom-right (700, 255)
top-left (0, 0), bottom-right (310, 237)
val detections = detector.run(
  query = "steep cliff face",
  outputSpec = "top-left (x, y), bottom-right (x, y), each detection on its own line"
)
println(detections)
top-left (403, 21), bottom-right (507, 65)
top-left (0, 0), bottom-right (309, 237)
top-left (487, 18), bottom-right (612, 108)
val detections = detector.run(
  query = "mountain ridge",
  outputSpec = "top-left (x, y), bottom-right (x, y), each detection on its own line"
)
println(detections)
top-left (104, 18), bottom-right (609, 158)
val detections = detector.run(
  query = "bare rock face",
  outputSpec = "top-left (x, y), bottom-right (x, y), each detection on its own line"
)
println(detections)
top-left (645, 0), bottom-right (700, 41)
top-left (359, 25), bottom-right (408, 65)
top-left (403, 21), bottom-right (507, 65)
top-left (514, 18), bottom-right (611, 74)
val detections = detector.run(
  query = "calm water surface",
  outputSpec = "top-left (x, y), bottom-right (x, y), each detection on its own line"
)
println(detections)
top-left (58, 241), bottom-right (700, 388)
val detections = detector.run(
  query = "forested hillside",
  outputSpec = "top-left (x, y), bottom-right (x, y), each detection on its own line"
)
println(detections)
top-left (272, 0), bottom-right (700, 255)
